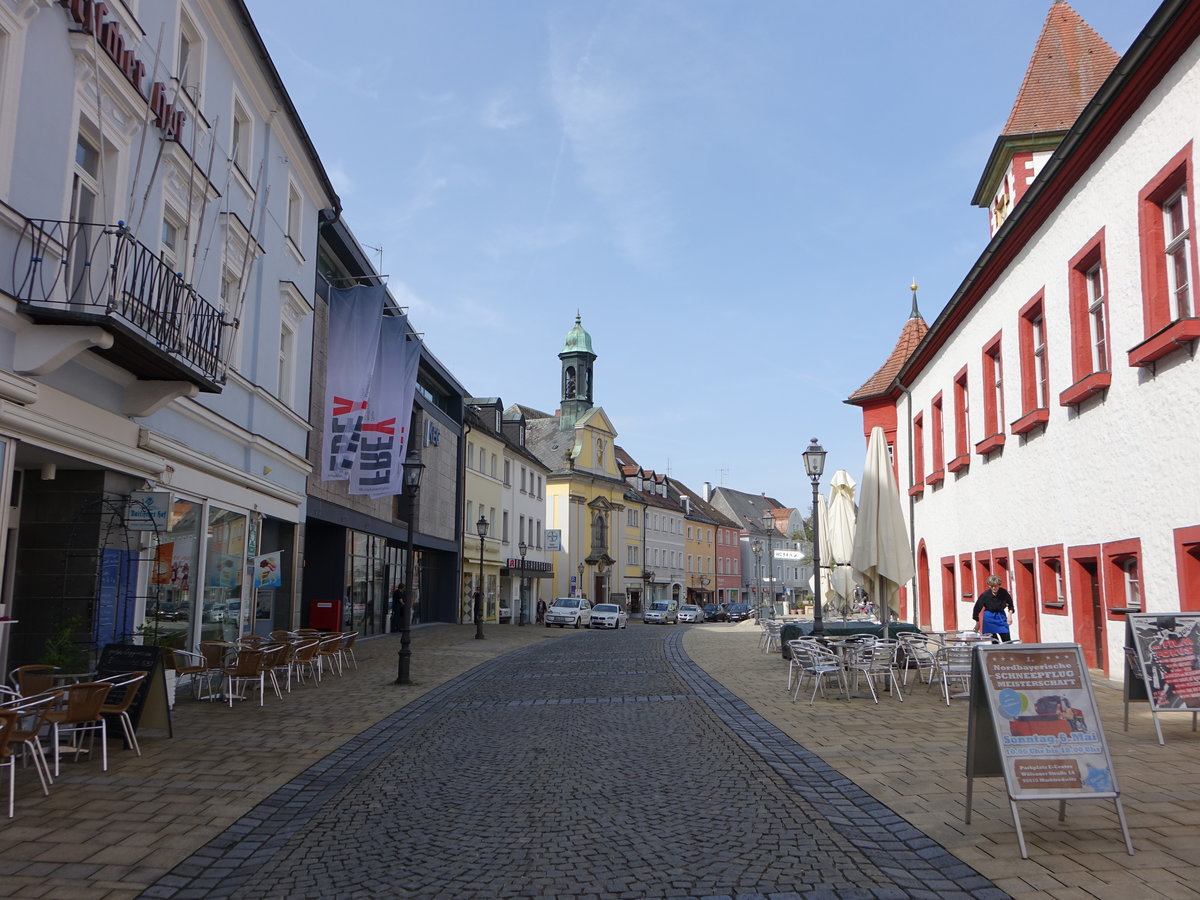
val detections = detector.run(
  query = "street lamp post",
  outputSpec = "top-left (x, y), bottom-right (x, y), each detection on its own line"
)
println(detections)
top-left (518, 540), bottom-right (528, 626)
top-left (752, 541), bottom-right (762, 618)
top-left (475, 514), bottom-right (488, 640)
top-left (803, 438), bottom-right (828, 634)
top-left (761, 510), bottom-right (776, 621)
top-left (578, 561), bottom-right (585, 599)
top-left (395, 452), bottom-right (425, 686)
top-left (642, 569), bottom-right (655, 612)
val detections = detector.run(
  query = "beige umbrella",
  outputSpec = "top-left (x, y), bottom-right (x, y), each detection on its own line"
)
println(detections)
top-left (826, 469), bottom-right (858, 619)
top-left (808, 493), bottom-right (836, 610)
top-left (850, 426), bottom-right (915, 631)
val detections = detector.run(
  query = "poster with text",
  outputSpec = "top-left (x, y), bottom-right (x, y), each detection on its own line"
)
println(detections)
top-left (1128, 612), bottom-right (1200, 711)
top-left (977, 644), bottom-right (1118, 800)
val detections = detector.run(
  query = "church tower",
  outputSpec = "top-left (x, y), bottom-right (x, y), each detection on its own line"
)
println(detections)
top-left (558, 313), bottom-right (596, 431)
top-left (972, 2), bottom-right (1119, 236)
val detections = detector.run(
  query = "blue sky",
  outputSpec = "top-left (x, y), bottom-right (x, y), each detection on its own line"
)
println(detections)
top-left (246, 0), bottom-right (1154, 511)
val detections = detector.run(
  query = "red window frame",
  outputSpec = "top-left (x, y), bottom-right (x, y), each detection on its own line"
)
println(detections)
top-left (1102, 538), bottom-right (1143, 620)
top-left (1067, 544), bottom-right (1105, 671)
top-left (1132, 142), bottom-right (1200, 366)
top-left (1061, 229), bottom-right (1113, 405)
top-left (941, 556), bottom-right (957, 629)
top-left (910, 412), bottom-right (925, 497)
top-left (977, 332), bottom-right (1005, 454)
top-left (1013, 548), bottom-right (1041, 642)
top-left (949, 367), bottom-right (970, 473)
top-left (959, 553), bottom-right (974, 604)
top-left (1014, 292), bottom-right (1050, 435)
top-left (927, 392), bottom-right (945, 485)
top-left (1038, 544), bottom-right (1067, 615)
top-left (1174, 525), bottom-right (1200, 613)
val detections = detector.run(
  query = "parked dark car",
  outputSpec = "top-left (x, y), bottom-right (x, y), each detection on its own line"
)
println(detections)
top-left (703, 603), bottom-right (728, 622)
top-left (725, 603), bottom-right (754, 622)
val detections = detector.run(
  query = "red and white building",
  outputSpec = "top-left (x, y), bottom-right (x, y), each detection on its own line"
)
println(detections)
top-left (848, 0), bottom-right (1200, 676)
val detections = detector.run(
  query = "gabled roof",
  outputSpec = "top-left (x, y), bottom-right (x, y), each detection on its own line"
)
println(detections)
top-left (1003, 2), bottom-right (1119, 136)
top-left (668, 477), bottom-right (741, 529)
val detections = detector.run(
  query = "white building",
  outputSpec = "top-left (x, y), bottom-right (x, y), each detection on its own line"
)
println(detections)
top-left (849, 0), bottom-right (1200, 677)
top-left (0, 1), bottom-right (338, 667)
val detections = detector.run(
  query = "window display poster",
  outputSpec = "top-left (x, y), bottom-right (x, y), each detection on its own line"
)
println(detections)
top-left (253, 551), bottom-right (282, 589)
top-left (973, 644), bottom-right (1119, 800)
top-left (1127, 612), bottom-right (1200, 711)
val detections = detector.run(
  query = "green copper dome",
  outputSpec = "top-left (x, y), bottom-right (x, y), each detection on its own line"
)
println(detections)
top-left (561, 313), bottom-right (594, 355)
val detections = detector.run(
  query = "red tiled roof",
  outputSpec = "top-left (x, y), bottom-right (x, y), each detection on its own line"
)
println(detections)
top-left (1003, 1), bottom-right (1119, 135)
top-left (847, 316), bottom-right (928, 403)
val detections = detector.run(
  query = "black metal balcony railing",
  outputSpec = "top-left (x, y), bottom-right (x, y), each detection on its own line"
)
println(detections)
top-left (10, 218), bottom-right (229, 388)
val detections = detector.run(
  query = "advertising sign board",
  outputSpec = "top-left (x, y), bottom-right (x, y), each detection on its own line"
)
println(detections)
top-left (1124, 612), bottom-right (1200, 744)
top-left (965, 643), bottom-right (1132, 858)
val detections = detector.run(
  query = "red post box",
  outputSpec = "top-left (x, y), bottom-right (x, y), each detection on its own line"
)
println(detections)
top-left (309, 598), bottom-right (342, 632)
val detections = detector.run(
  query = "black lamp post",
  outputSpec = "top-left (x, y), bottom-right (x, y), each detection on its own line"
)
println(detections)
top-left (578, 561), bottom-right (585, 599)
top-left (518, 539), bottom-right (528, 626)
top-left (395, 452), bottom-right (425, 686)
top-left (752, 540), bottom-right (762, 615)
top-left (803, 437), bottom-right (827, 634)
top-left (642, 569), bottom-right (654, 611)
top-left (761, 509), bottom-right (776, 620)
top-left (475, 514), bottom-right (488, 640)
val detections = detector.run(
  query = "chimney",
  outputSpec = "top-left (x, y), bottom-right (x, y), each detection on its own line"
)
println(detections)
top-left (702, 481), bottom-right (712, 501)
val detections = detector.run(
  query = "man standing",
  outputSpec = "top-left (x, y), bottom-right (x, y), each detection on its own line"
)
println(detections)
top-left (391, 584), bottom-right (406, 633)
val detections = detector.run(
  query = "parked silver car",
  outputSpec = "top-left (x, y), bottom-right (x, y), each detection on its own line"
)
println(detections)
top-left (677, 604), bottom-right (705, 623)
top-left (545, 597), bottom-right (592, 628)
top-left (589, 603), bottom-right (628, 629)
top-left (643, 600), bottom-right (678, 624)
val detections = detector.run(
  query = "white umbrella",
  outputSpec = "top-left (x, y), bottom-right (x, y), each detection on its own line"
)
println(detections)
top-left (850, 426), bottom-right (915, 631)
top-left (826, 469), bottom-right (858, 619)
top-left (808, 493), bottom-right (836, 608)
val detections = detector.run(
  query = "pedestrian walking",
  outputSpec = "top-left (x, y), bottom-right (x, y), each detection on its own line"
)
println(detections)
top-left (973, 575), bottom-right (1014, 642)
top-left (391, 584), bottom-right (406, 632)
top-left (536, 598), bottom-right (547, 624)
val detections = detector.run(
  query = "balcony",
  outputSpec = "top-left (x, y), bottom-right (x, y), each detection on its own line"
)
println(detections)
top-left (9, 217), bottom-right (230, 393)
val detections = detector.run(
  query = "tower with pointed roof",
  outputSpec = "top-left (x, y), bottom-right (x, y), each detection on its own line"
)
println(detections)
top-left (972, 1), bottom-right (1119, 236)
top-left (558, 313), bottom-right (596, 431)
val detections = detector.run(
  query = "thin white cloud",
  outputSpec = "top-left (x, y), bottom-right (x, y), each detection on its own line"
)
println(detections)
top-left (325, 161), bottom-right (355, 198)
top-left (545, 13), bottom-right (671, 269)
top-left (481, 91), bottom-right (529, 130)
top-left (483, 221), bottom-right (580, 259)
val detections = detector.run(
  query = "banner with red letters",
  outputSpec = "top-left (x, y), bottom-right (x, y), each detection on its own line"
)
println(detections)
top-left (321, 284), bottom-right (384, 482)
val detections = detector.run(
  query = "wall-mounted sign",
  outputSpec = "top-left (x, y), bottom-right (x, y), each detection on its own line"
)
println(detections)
top-left (545, 529), bottom-right (562, 551)
top-left (127, 491), bottom-right (173, 532)
top-left (506, 558), bottom-right (552, 572)
top-left (966, 643), bottom-right (1133, 858)
top-left (425, 419), bottom-right (441, 447)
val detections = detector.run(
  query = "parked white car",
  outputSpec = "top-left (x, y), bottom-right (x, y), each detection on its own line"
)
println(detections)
top-left (678, 604), bottom-right (706, 623)
top-left (589, 603), bottom-right (628, 629)
top-left (545, 597), bottom-right (591, 628)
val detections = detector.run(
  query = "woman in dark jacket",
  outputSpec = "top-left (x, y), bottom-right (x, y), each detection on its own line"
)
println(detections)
top-left (972, 575), bottom-right (1015, 642)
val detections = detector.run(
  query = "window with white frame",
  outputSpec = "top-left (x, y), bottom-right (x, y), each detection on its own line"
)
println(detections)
top-left (1085, 263), bottom-right (1107, 371)
top-left (502, 511), bottom-right (509, 542)
top-left (518, 515), bottom-right (525, 544)
top-left (520, 467), bottom-right (526, 492)
top-left (231, 97), bottom-right (252, 176)
top-left (478, 447), bottom-right (485, 471)
top-left (1122, 558), bottom-right (1142, 609)
top-left (177, 9), bottom-right (204, 103)
top-left (287, 182), bottom-right (302, 247)
top-left (466, 500), bottom-right (473, 527)
top-left (277, 287), bottom-right (307, 409)
top-left (1164, 188), bottom-right (1193, 319)
top-left (1032, 313), bottom-right (1048, 408)
top-left (535, 519), bottom-right (541, 547)
top-left (503, 460), bottom-right (510, 485)
top-left (161, 207), bottom-right (184, 272)
top-left (467, 442), bottom-right (474, 470)
top-left (490, 453), bottom-right (497, 478)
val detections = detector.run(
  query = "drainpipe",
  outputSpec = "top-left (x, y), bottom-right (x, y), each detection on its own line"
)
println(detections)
top-left (900, 383), bottom-right (919, 627)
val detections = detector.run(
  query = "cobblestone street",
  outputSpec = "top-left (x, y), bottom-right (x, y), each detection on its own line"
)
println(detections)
top-left (139, 627), bottom-right (1000, 900)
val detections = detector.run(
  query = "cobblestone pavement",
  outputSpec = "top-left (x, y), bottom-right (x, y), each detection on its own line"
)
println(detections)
top-left (138, 627), bottom-right (1004, 900)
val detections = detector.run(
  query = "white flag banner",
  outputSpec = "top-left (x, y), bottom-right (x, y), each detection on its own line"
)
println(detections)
top-left (321, 284), bottom-right (385, 481)
top-left (350, 313), bottom-right (421, 498)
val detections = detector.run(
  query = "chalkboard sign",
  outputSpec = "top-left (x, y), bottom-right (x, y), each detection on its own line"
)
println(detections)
top-left (97, 643), bottom-right (172, 740)
top-left (1125, 612), bottom-right (1200, 745)
top-left (965, 643), bottom-right (1132, 858)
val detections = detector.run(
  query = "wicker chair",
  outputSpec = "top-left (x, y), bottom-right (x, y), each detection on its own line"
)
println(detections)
top-left (289, 640), bottom-right (321, 686)
top-left (0, 691), bottom-right (61, 799)
top-left (44, 681), bottom-right (113, 775)
top-left (337, 632), bottom-right (360, 672)
top-left (170, 649), bottom-right (213, 700)
top-left (9, 665), bottom-right (60, 696)
top-left (221, 649), bottom-right (267, 707)
top-left (316, 633), bottom-right (344, 679)
top-left (96, 672), bottom-right (148, 755)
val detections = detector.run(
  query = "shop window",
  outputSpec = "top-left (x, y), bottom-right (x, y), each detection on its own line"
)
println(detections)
top-left (977, 333), bottom-right (1006, 455)
top-left (201, 506), bottom-right (247, 643)
top-left (1131, 142), bottom-right (1200, 366)
top-left (1062, 230), bottom-right (1112, 405)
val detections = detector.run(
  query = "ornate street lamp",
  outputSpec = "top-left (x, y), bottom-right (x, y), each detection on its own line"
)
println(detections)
top-left (803, 438), bottom-right (827, 634)
top-left (642, 569), bottom-right (655, 613)
top-left (761, 509), bottom-right (776, 622)
top-left (475, 514), bottom-right (488, 640)
top-left (394, 452), bottom-right (425, 686)
top-left (518, 539), bottom-right (528, 626)
top-left (752, 540), bottom-right (762, 613)
top-left (578, 561), bottom-right (585, 599)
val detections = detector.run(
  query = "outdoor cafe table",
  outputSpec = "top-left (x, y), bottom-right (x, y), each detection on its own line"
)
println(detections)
top-left (815, 635), bottom-right (878, 700)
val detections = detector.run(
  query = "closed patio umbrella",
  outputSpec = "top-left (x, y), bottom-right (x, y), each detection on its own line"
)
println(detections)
top-left (850, 426), bottom-right (915, 631)
top-left (808, 493), bottom-right (836, 610)
top-left (826, 469), bottom-right (858, 620)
